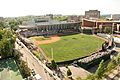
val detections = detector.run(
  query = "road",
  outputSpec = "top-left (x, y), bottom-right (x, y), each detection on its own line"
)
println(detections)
top-left (15, 40), bottom-right (53, 80)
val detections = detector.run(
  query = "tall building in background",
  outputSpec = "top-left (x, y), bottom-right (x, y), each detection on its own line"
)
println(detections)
top-left (112, 14), bottom-right (120, 21)
top-left (0, 17), bottom-right (4, 22)
top-left (85, 10), bottom-right (100, 20)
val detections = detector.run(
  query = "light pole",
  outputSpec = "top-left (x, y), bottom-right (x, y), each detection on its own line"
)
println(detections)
top-left (51, 48), bottom-right (53, 60)
top-left (112, 23), bottom-right (114, 35)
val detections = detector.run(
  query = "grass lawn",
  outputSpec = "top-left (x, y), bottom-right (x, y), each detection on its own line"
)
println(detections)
top-left (0, 58), bottom-right (23, 80)
top-left (40, 34), bottom-right (104, 62)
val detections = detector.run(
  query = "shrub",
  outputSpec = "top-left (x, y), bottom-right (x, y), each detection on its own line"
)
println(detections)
top-left (115, 53), bottom-right (120, 65)
top-left (95, 60), bottom-right (106, 79)
top-left (51, 60), bottom-right (57, 70)
top-left (33, 51), bottom-right (40, 59)
top-left (14, 50), bottom-right (31, 78)
top-left (106, 58), bottom-right (116, 71)
top-left (19, 60), bottom-right (31, 78)
top-left (67, 68), bottom-right (72, 77)
top-left (13, 49), bottom-right (21, 60)
top-left (86, 74), bottom-right (96, 80)
top-left (76, 77), bottom-right (82, 80)
top-left (104, 26), bottom-right (112, 34)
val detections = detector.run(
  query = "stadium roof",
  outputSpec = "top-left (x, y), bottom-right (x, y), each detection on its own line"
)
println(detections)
top-left (36, 21), bottom-right (79, 26)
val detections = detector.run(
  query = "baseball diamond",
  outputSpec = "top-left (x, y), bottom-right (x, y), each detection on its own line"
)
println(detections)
top-left (39, 34), bottom-right (104, 62)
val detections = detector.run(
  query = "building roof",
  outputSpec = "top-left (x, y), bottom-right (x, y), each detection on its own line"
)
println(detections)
top-left (19, 21), bottom-right (80, 29)
top-left (36, 21), bottom-right (79, 26)
top-left (19, 25), bottom-right (37, 29)
top-left (83, 19), bottom-right (120, 23)
top-left (96, 20), bottom-right (120, 23)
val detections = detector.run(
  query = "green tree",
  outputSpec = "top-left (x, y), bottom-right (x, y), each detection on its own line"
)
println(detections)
top-left (53, 16), bottom-right (68, 21)
top-left (76, 77), bottom-right (82, 80)
top-left (0, 38), bottom-right (14, 58)
top-left (13, 49), bottom-right (21, 61)
top-left (0, 29), bottom-right (4, 40)
top-left (0, 22), bottom-right (5, 29)
top-left (0, 29), bottom-right (16, 58)
top-left (95, 60), bottom-right (105, 79)
top-left (86, 74), bottom-right (96, 80)
top-left (104, 26), bottom-right (112, 34)
top-left (51, 60), bottom-right (57, 70)
top-left (102, 43), bottom-right (106, 51)
top-left (9, 20), bottom-right (19, 31)
top-left (67, 68), bottom-right (72, 78)
top-left (19, 60), bottom-right (31, 78)
top-left (107, 57), bottom-right (115, 71)
top-left (116, 53), bottom-right (120, 65)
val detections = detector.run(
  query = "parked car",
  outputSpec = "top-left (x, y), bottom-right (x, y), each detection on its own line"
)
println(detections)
top-left (34, 74), bottom-right (42, 80)
top-left (31, 69), bottom-right (36, 76)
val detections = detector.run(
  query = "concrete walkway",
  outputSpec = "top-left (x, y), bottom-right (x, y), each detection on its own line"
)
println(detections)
top-left (107, 65), bottom-right (120, 80)
top-left (60, 66), bottom-right (91, 79)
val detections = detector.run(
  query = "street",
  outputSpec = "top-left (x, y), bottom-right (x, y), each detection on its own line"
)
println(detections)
top-left (15, 40), bottom-right (53, 80)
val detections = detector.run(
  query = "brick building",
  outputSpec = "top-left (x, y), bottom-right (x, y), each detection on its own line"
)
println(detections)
top-left (82, 19), bottom-right (120, 34)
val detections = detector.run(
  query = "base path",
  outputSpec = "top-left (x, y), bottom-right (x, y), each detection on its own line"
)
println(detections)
top-left (32, 36), bottom-right (61, 45)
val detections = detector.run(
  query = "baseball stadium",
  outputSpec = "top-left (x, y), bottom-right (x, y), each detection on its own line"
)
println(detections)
top-left (18, 19), bottom-right (104, 62)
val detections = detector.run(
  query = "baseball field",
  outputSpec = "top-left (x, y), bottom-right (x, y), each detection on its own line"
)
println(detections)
top-left (30, 34), bottom-right (104, 62)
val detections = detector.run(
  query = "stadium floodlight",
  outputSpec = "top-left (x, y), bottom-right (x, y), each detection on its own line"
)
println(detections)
top-left (51, 48), bottom-right (54, 60)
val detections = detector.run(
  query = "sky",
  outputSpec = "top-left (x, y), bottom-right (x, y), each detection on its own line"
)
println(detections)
top-left (0, 0), bottom-right (120, 17)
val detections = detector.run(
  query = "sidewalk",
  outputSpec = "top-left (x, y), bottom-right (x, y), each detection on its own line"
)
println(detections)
top-left (60, 66), bottom-right (91, 80)
top-left (107, 65), bottom-right (120, 80)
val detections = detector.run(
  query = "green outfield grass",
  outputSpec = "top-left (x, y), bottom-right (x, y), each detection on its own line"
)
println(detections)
top-left (0, 58), bottom-right (23, 80)
top-left (40, 34), bottom-right (104, 62)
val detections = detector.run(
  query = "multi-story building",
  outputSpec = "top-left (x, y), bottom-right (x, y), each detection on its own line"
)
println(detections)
top-left (105, 14), bottom-right (120, 21)
top-left (82, 19), bottom-right (120, 34)
top-left (111, 14), bottom-right (120, 21)
top-left (0, 17), bottom-right (4, 22)
top-left (85, 10), bottom-right (100, 20)
top-left (46, 14), bottom-right (53, 19)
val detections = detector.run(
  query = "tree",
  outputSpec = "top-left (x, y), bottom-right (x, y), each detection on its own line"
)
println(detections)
top-left (19, 60), bottom-right (31, 78)
top-left (67, 68), bottom-right (72, 78)
top-left (86, 74), bottom-right (96, 80)
top-left (107, 57), bottom-right (115, 71)
top-left (7, 20), bottom-right (20, 31)
top-left (0, 29), bottom-right (16, 58)
top-left (76, 77), bottom-right (82, 80)
top-left (0, 21), bottom-right (5, 29)
top-left (102, 41), bottom-right (109, 51)
top-left (104, 26), bottom-right (112, 34)
top-left (95, 60), bottom-right (105, 79)
top-left (13, 49), bottom-right (21, 61)
top-left (51, 60), bottom-right (57, 70)
top-left (0, 38), bottom-right (10, 58)
top-left (116, 53), bottom-right (120, 65)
